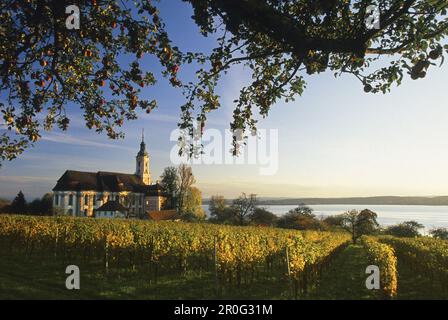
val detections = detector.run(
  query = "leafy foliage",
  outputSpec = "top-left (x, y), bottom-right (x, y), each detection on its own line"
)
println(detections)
top-left (208, 193), bottom-right (259, 226)
top-left (0, 0), bottom-right (181, 163)
top-left (182, 186), bottom-right (206, 221)
top-left (248, 207), bottom-right (278, 226)
top-left (160, 166), bottom-right (179, 210)
top-left (430, 227), bottom-right (448, 240)
top-left (277, 204), bottom-right (326, 230)
top-left (361, 236), bottom-right (398, 298)
top-left (27, 193), bottom-right (53, 215)
top-left (341, 209), bottom-right (379, 243)
top-left (381, 235), bottom-right (448, 291)
top-left (2, 1), bottom-right (448, 162)
top-left (208, 195), bottom-right (227, 221)
top-left (180, 0), bottom-right (448, 154)
top-left (7, 190), bottom-right (27, 214)
top-left (384, 220), bottom-right (424, 238)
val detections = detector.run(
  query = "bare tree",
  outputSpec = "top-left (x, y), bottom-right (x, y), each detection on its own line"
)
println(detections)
top-left (231, 193), bottom-right (257, 226)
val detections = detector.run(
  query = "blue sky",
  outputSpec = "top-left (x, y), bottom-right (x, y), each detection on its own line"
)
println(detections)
top-left (1, 1), bottom-right (448, 200)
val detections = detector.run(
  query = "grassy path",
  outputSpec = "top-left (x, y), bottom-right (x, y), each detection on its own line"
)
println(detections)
top-left (307, 244), bottom-right (379, 300)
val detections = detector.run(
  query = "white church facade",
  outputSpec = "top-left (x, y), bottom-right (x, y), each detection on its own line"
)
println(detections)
top-left (52, 134), bottom-right (166, 218)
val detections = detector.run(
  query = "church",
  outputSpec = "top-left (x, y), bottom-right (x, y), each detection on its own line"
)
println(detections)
top-left (52, 133), bottom-right (166, 218)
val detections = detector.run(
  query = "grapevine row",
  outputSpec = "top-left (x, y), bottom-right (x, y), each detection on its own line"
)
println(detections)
top-left (380, 235), bottom-right (448, 293)
top-left (360, 236), bottom-right (398, 298)
top-left (0, 215), bottom-right (350, 297)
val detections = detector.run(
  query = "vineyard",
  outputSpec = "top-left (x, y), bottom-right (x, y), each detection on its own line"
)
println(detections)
top-left (0, 214), bottom-right (447, 299)
top-left (380, 235), bottom-right (448, 297)
top-left (0, 215), bottom-right (349, 299)
top-left (360, 236), bottom-right (397, 298)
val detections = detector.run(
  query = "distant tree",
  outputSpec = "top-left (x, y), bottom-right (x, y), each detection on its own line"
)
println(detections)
top-left (208, 195), bottom-right (238, 224)
top-left (249, 207), bottom-right (278, 227)
top-left (177, 164), bottom-right (196, 213)
top-left (9, 191), bottom-right (27, 214)
top-left (182, 186), bottom-right (206, 221)
top-left (27, 199), bottom-right (41, 215)
top-left (0, 198), bottom-right (11, 213)
top-left (385, 220), bottom-right (424, 238)
top-left (231, 193), bottom-right (257, 226)
top-left (342, 209), bottom-right (379, 243)
top-left (357, 209), bottom-right (380, 235)
top-left (27, 193), bottom-right (52, 215)
top-left (160, 166), bottom-right (179, 210)
top-left (429, 227), bottom-right (448, 240)
top-left (289, 204), bottom-right (314, 216)
top-left (277, 204), bottom-right (324, 230)
top-left (41, 193), bottom-right (53, 213)
top-left (219, 207), bottom-right (240, 225)
top-left (323, 214), bottom-right (345, 228)
top-left (209, 195), bottom-right (226, 218)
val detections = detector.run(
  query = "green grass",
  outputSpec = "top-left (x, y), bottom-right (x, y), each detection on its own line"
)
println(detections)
top-left (307, 245), bottom-right (379, 300)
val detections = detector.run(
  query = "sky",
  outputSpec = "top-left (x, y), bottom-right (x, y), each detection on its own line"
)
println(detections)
top-left (1, 1), bottom-right (448, 200)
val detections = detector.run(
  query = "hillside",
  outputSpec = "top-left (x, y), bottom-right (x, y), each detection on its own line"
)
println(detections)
top-left (204, 196), bottom-right (448, 206)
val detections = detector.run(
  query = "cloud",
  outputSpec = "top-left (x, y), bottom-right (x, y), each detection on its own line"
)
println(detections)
top-left (0, 176), bottom-right (56, 200)
top-left (141, 111), bottom-right (229, 127)
top-left (140, 113), bottom-right (179, 124)
top-left (41, 132), bottom-right (134, 151)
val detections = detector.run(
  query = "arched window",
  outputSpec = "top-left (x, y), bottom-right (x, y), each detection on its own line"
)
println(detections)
top-left (67, 209), bottom-right (73, 215)
top-left (84, 209), bottom-right (88, 216)
top-left (84, 195), bottom-right (89, 205)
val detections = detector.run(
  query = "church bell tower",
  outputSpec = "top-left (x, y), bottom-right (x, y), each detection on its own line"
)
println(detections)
top-left (136, 129), bottom-right (151, 185)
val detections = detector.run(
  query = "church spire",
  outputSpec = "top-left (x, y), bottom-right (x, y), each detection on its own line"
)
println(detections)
top-left (138, 128), bottom-right (147, 156)
top-left (136, 128), bottom-right (150, 185)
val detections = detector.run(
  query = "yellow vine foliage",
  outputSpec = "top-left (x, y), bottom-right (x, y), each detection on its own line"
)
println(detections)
top-left (380, 236), bottom-right (448, 286)
top-left (0, 215), bottom-right (349, 281)
top-left (361, 236), bottom-right (398, 298)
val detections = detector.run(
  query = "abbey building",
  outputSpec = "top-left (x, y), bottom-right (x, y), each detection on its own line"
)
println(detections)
top-left (52, 133), bottom-right (166, 218)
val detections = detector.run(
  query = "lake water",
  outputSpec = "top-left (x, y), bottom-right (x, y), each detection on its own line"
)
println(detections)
top-left (202, 204), bottom-right (448, 231)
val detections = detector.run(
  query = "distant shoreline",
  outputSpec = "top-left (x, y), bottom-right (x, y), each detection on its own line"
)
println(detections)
top-left (204, 196), bottom-right (448, 206)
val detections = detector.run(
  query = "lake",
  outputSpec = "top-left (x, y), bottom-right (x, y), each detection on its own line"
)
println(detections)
top-left (202, 204), bottom-right (448, 231)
